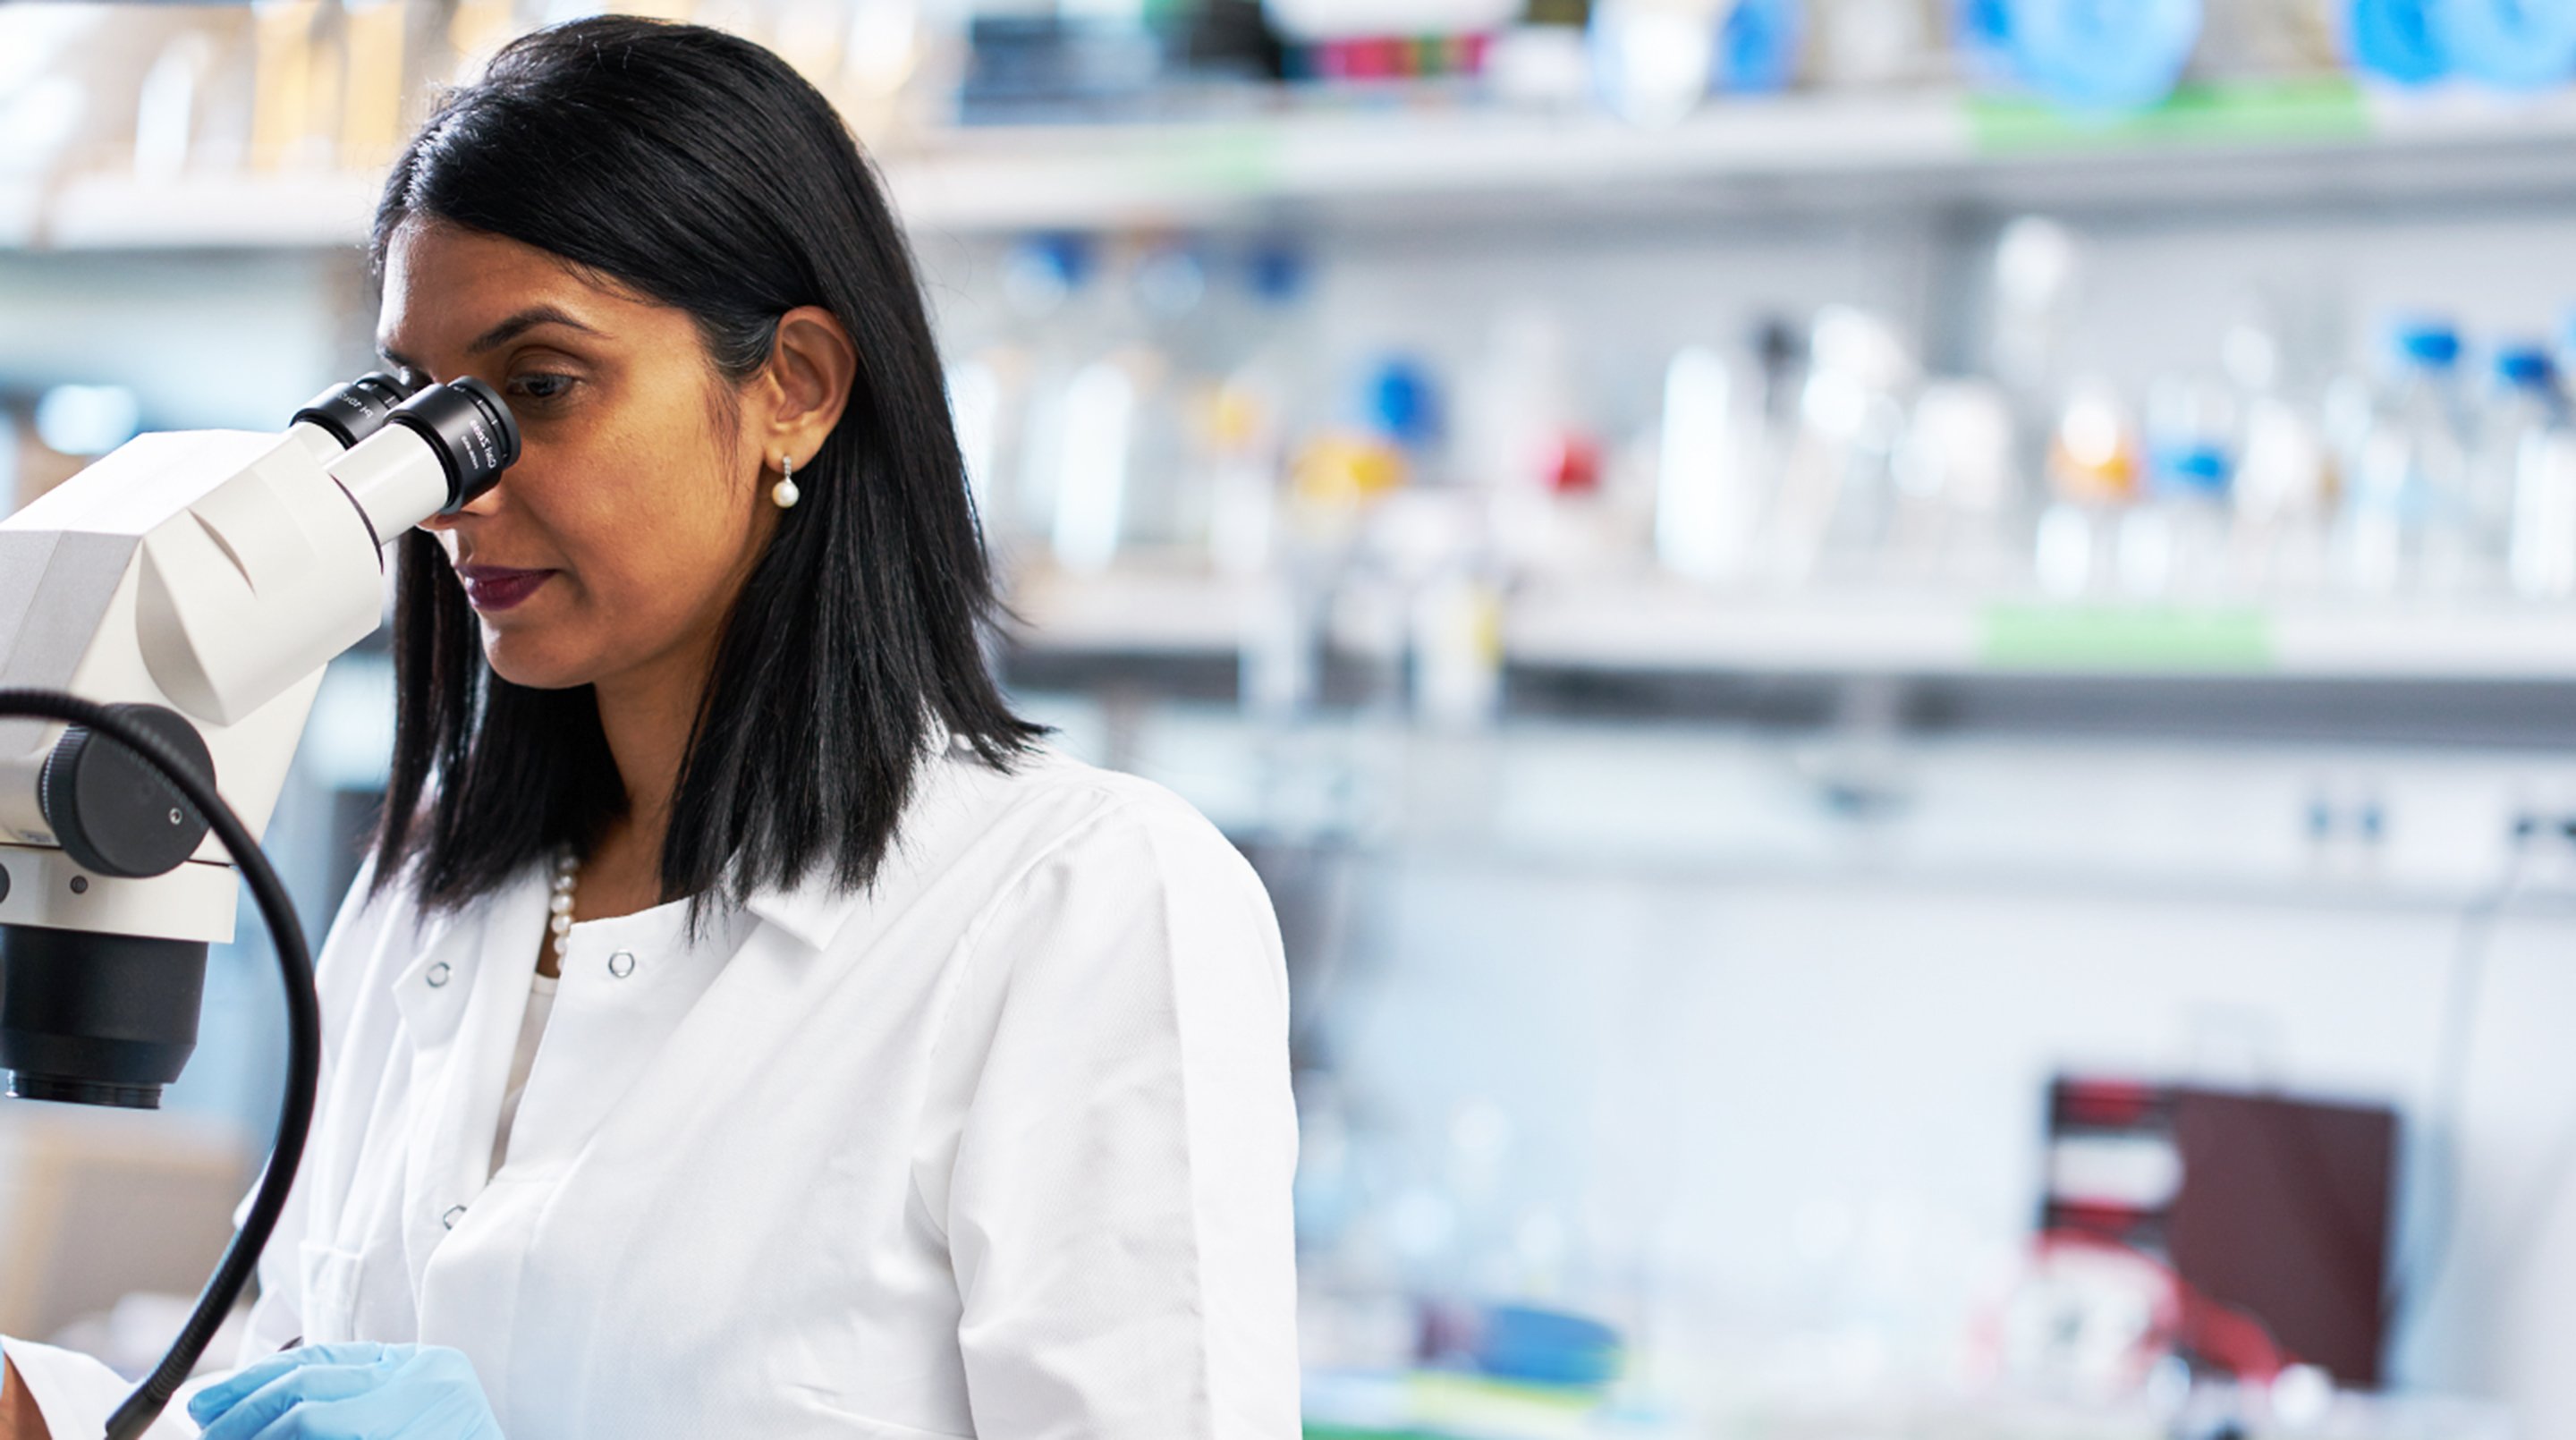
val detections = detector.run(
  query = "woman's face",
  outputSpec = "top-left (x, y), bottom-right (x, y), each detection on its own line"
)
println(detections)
top-left (377, 219), bottom-right (777, 696)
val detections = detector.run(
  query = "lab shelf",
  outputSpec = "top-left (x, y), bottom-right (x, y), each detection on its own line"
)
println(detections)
top-left (31, 171), bottom-right (385, 250)
top-left (18, 81), bottom-right (2576, 249)
top-left (1007, 567), bottom-right (1258, 656)
top-left (897, 80), bottom-right (2576, 233)
top-left (1505, 584), bottom-right (2576, 682)
top-left (1007, 570), bottom-right (2576, 686)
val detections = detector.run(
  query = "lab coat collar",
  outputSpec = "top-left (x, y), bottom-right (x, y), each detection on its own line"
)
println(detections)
top-left (741, 725), bottom-right (958, 953)
top-left (743, 864), bottom-right (863, 953)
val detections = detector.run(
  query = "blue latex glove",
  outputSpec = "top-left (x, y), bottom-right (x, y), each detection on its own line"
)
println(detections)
top-left (186, 1343), bottom-right (504, 1440)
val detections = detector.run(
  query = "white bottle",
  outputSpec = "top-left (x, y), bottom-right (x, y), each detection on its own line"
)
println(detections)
top-left (996, 235), bottom-right (1100, 562)
top-left (1652, 343), bottom-right (1763, 583)
top-left (2123, 372), bottom-right (2238, 598)
top-left (2225, 317), bottom-right (2333, 597)
top-left (2492, 346), bottom-right (2576, 600)
top-left (1207, 242), bottom-right (1318, 579)
top-left (2339, 322), bottom-right (2470, 596)
top-left (1767, 306), bottom-right (1914, 586)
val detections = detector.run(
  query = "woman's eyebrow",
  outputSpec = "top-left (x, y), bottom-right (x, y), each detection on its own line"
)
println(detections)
top-left (372, 306), bottom-right (601, 377)
top-left (466, 305), bottom-right (603, 355)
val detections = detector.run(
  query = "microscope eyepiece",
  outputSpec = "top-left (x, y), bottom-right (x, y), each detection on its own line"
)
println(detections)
top-left (386, 377), bottom-right (521, 513)
top-left (289, 370), bottom-right (421, 450)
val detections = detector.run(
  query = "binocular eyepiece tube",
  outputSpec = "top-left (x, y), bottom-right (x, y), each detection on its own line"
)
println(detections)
top-left (0, 371), bottom-right (521, 1112)
top-left (303, 373), bottom-right (522, 542)
top-left (289, 370), bottom-right (419, 455)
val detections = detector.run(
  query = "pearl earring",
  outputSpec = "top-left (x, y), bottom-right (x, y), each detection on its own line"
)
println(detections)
top-left (770, 453), bottom-right (801, 510)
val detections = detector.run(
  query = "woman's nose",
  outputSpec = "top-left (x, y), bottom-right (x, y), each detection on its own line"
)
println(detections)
top-left (416, 475), bottom-right (507, 530)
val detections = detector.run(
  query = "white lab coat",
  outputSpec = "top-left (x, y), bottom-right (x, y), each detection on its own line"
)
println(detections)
top-left (4, 742), bottom-right (1301, 1438)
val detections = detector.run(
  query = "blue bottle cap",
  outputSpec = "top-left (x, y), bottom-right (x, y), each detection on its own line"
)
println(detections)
top-left (1959, 0), bottom-right (2014, 51)
top-left (2155, 443), bottom-right (2233, 496)
top-left (2394, 320), bottom-right (2462, 369)
top-left (1363, 356), bottom-right (1442, 451)
top-left (1246, 241), bottom-right (1309, 306)
top-left (2497, 344), bottom-right (2557, 387)
top-left (2431, 0), bottom-right (2576, 89)
top-left (1714, 0), bottom-right (1802, 95)
top-left (2347, 0), bottom-right (2447, 85)
top-left (1014, 233), bottom-right (1094, 290)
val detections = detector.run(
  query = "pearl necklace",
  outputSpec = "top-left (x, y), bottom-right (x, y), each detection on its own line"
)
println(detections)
top-left (547, 851), bottom-right (579, 970)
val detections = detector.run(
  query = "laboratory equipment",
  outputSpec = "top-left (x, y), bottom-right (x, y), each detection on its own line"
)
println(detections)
top-left (1964, 0), bottom-right (2205, 112)
top-left (0, 370), bottom-right (520, 1436)
top-left (2340, 321), bottom-right (2470, 595)
top-left (2034, 1075), bottom-right (2396, 1387)
top-left (2490, 346), bottom-right (2576, 599)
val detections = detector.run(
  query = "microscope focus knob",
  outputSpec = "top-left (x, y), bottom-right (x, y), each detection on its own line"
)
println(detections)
top-left (38, 704), bottom-right (216, 879)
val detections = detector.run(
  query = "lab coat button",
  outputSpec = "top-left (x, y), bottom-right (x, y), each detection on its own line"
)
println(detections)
top-left (441, 1205), bottom-right (467, 1230)
top-left (607, 951), bottom-right (637, 978)
top-left (426, 962), bottom-right (452, 988)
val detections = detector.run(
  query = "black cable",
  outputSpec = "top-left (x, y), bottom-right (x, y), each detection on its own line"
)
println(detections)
top-left (0, 690), bottom-right (319, 1440)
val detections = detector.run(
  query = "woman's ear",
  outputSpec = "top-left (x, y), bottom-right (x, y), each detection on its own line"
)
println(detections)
top-left (760, 305), bottom-right (858, 468)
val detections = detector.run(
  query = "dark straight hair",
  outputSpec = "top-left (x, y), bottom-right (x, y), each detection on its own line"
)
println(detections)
top-left (369, 17), bottom-right (1038, 921)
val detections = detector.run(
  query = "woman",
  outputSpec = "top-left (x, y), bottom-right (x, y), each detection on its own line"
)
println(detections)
top-left (0, 17), bottom-right (1298, 1439)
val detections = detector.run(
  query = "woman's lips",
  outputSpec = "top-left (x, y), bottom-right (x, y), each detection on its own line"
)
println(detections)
top-left (458, 565), bottom-right (555, 612)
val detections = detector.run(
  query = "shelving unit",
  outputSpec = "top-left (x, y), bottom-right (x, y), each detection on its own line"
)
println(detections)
top-left (16, 72), bottom-right (2576, 724)
top-left (1005, 568), bottom-right (1258, 656)
top-left (16, 80), bottom-right (2576, 249)
top-left (1508, 584), bottom-right (2576, 682)
top-left (1006, 567), bottom-right (2576, 685)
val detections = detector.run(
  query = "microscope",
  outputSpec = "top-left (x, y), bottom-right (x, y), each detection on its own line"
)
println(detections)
top-left (0, 371), bottom-right (518, 1436)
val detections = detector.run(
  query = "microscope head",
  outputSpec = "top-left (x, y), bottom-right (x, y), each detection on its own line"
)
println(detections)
top-left (0, 372), bottom-right (517, 1107)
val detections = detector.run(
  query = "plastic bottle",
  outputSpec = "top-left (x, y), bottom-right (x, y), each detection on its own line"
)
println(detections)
top-left (1464, 308), bottom-right (1608, 577)
top-left (1988, 216), bottom-right (2081, 566)
top-left (1107, 239), bottom-right (1208, 560)
top-left (1890, 379), bottom-right (2019, 588)
top-left (1812, 0), bottom-right (1944, 89)
top-left (1588, 0), bottom-right (1724, 127)
top-left (1713, 0), bottom-right (1802, 94)
top-left (1767, 306), bottom-right (1914, 585)
top-left (1653, 344), bottom-right (1758, 582)
top-left (2226, 316), bottom-right (2334, 596)
top-left (2033, 379), bottom-right (2140, 598)
top-left (2122, 444), bottom-right (2231, 597)
top-left (2123, 372), bottom-right (2238, 597)
top-left (974, 235), bottom-right (1099, 563)
top-left (2339, 321), bottom-right (2471, 596)
top-left (1003, 234), bottom-right (1150, 575)
top-left (2492, 347), bottom-right (2576, 599)
top-left (1207, 241), bottom-right (1318, 578)
top-left (2476, 346), bottom-right (2554, 555)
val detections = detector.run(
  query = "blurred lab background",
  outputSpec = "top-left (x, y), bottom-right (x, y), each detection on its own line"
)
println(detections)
top-left (11, 0), bottom-right (2576, 1436)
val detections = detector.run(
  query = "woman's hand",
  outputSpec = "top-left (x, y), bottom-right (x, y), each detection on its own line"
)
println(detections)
top-left (3, 1358), bottom-right (53, 1440)
top-left (188, 1343), bottom-right (502, 1440)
